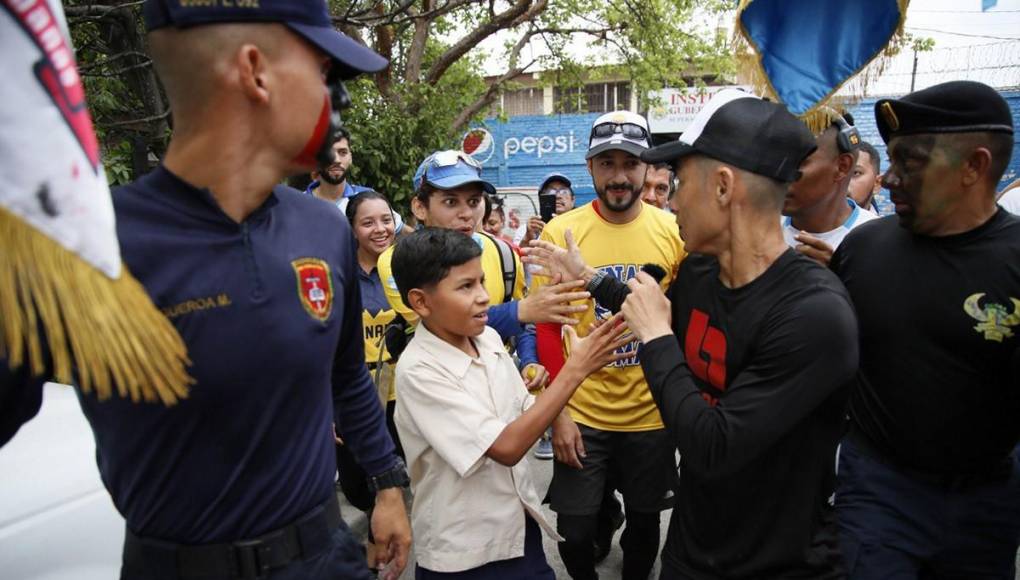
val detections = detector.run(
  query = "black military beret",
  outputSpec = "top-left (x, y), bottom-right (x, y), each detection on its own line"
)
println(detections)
top-left (875, 80), bottom-right (1014, 144)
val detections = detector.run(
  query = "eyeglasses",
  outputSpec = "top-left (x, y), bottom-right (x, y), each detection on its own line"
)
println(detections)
top-left (589, 122), bottom-right (648, 143)
top-left (427, 150), bottom-right (483, 171)
top-left (544, 188), bottom-right (572, 197)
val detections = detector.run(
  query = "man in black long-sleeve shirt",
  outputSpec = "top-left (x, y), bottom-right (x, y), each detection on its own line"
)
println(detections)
top-left (526, 90), bottom-right (858, 579)
top-left (631, 94), bottom-right (861, 579)
top-left (831, 81), bottom-right (1020, 579)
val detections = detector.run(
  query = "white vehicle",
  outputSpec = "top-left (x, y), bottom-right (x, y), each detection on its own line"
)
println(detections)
top-left (0, 383), bottom-right (123, 579)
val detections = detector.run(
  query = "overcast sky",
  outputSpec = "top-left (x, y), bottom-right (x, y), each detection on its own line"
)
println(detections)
top-left (476, 0), bottom-right (1020, 96)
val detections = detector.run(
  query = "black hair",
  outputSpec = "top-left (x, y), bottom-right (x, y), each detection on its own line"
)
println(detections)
top-left (415, 182), bottom-right (437, 205)
top-left (857, 141), bottom-right (881, 174)
top-left (941, 131), bottom-right (1014, 186)
top-left (344, 190), bottom-right (392, 225)
top-left (484, 195), bottom-right (505, 222)
top-left (335, 126), bottom-right (352, 147)
top-left (652, 162), bottom-right (677, 196)
top-left (392, 227), bottom-right (482, 307)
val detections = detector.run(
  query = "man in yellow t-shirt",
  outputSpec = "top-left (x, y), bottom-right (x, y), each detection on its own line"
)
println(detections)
top-left (376, 150), bottom-right (590, 392)
top-left (533, 111), bottom-right (684, 580)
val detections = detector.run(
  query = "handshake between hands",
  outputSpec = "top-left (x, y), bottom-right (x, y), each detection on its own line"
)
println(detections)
top-left (521, 229), bottom-right (674, 345)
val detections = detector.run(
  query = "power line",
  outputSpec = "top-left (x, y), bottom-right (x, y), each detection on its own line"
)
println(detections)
top-left (905, 26), bottom-right (1020, 41)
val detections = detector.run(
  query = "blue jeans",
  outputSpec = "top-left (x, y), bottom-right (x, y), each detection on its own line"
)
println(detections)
top-left (835, 437), bottom-right (1020, 580)
top-left (121, 520), bottom-right (374, 580)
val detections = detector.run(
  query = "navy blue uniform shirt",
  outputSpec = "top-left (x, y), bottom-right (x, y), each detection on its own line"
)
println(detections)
top-left (76, 165), bottom-right (397, 543)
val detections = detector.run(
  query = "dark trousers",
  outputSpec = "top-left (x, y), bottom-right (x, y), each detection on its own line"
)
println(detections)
top-left (121, 520), bottom-right (373, 580)
top-left (336, 400), bottom-right (404, 514)
top-left (558, 509), bottom-right (661, 580)
top-left (836, 437), bottom-right (1020, 580)
top-left (415, 516), bottom-right (554, 579)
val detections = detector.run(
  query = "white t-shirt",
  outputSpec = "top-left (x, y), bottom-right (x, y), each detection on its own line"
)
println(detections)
top-left (998, 187), bottom-right (1020, 216)
top-left (783, 199), bottom-right (879, 250)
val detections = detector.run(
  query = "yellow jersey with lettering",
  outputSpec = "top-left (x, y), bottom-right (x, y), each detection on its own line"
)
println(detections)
top-left (536, 202), bottom-right (684, 431)
top-left (359, 266), bottom-right (397, 401)
top-left (378, 231), bottom-right (526, 325)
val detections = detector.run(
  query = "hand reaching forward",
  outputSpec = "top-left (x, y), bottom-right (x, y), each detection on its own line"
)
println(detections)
top-left (521, 229), bottom-right (593, 284)
top-left (517, 274), bottom-right (591, 325)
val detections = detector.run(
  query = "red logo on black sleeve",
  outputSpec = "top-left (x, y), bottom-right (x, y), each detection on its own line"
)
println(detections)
top-left (4, 0), bottom-right (101, 171)
top-left (684, 309), bottom-right (727, 406)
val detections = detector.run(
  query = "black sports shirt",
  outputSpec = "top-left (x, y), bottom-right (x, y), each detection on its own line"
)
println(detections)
top-left (832, 210), bottom-right (1020, 474)
top-left (640, 249), bottom-right (857, 579)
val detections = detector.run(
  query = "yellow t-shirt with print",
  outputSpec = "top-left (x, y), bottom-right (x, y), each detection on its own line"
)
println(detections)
top-left (377, 232), bottom-right (526, 324)
top-left (536, 202), bottom-right (684, 432)
top-left (363, 308), bottom-right (396, 401)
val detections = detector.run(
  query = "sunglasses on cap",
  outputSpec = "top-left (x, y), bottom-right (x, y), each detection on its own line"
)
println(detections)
top-left (589, 122), bottom-right (649, 143)
top-left (426, 150), bottom-right (483, 171)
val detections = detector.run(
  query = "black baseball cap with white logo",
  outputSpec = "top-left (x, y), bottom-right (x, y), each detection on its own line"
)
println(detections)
top-left (642, 89), bottom-right (816, 183)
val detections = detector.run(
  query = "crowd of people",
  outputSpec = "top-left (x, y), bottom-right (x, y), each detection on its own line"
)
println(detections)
top-left (1, 0), bottom-right (1019, 579)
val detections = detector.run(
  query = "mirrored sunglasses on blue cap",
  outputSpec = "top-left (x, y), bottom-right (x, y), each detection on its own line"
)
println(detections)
top-left (589, 122), bottom-right (648, 143)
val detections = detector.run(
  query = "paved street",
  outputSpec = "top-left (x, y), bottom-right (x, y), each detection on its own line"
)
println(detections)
top-left (339, 441), bottom-right (671, 579)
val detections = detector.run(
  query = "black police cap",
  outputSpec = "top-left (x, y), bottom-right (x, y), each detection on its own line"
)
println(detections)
top-left (875, 80), bottom-right (1014, 144)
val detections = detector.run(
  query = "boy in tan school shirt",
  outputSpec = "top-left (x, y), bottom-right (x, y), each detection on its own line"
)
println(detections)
top-left (391, 227), bottom-right (628, 577)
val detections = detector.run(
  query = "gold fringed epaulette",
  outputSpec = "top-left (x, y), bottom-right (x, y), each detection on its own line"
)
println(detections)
top-left (733, 0), bottom-right (911, 131)
top-left (0, 205), bottom-right (193, 405)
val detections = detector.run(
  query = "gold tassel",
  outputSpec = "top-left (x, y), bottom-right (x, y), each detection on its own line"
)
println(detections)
top-left (0, 205), bottom-right (192, 405)
top-left (733, 0), bottom-right (912, 128)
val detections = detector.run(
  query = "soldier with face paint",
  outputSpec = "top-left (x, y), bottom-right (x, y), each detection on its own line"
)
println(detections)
top-left (831, 80), bottom-right (1020, 579)
top-left (46, 1), bottom-right (413, 578)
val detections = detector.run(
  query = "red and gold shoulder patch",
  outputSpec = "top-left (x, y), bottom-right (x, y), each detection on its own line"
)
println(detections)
top-left (292, 258), bottom-right (333, 322)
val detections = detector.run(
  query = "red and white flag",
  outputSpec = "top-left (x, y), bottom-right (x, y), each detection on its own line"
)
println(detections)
top-left (1, 0), bottom-right (190, 404)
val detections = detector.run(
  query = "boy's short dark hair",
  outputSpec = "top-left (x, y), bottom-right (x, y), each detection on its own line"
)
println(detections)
top-left (392, 227), bottom-right (482, 307)
top-left (858, 141), bottom-right (881, 174)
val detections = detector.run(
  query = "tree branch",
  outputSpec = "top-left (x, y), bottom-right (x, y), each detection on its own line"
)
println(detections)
top-left (103, 109), bottom-right (170, 128)
top-left (450, 25), bottom-right (539, 131)
top-left (404, 0), bottom-right (431, 83)
top-left (425, 0), bottom-right (546, 86)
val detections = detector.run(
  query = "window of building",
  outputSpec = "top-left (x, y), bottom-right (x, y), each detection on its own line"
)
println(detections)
top-left (555, 81), bottom-right (633, 114)
top-left (502, 87), bottom-right (544, 117)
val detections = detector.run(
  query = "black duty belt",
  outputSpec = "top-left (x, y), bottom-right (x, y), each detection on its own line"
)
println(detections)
top-left (123, 494), bottom-right (342, 579)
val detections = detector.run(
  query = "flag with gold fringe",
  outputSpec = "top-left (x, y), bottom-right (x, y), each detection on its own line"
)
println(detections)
top-left (735, 0), bottom-right (910, 131)
top-left (1, 0), bottom-right (191, 404)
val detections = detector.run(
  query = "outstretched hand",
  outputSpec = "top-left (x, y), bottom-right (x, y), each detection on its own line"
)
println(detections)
top-left (564, 312), bottom-right (631, 376)
top-left (517, 274), bottom-right (591, 325)
top-left (521, 229), bottom-right (591, 284)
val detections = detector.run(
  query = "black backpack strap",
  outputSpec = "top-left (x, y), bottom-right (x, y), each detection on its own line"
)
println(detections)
top-left (481, 232), bottom-right (517, 304)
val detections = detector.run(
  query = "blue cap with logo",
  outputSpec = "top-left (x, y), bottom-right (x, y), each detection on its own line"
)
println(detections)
top-left (144, 0), bottom-right (388, 79)
top-left (413, 150), bottom-right (496, 195)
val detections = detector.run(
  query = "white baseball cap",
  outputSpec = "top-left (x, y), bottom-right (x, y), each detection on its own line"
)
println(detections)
top-left (585, 110), bottom-right (650, 160)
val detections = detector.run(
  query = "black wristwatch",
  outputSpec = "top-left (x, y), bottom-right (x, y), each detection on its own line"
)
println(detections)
top-left (367, 458), bottom-right (410, 494)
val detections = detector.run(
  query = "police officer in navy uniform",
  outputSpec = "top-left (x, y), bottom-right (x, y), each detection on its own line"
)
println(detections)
top-left (5, 1), bottom-right (412, 578)
top-left (831, 80), bottom-right (1020, 579)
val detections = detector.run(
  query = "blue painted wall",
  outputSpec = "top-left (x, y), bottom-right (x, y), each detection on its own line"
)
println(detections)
top-left (474, 91), bottom-right (1020, 213)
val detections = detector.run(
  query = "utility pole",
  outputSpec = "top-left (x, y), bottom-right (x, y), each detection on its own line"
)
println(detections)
top-left (910, 48), bottom-right (919, 92)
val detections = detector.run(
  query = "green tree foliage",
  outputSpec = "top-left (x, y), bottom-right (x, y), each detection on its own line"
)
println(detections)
top-left (66, 0), bottom-right (733, 206)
